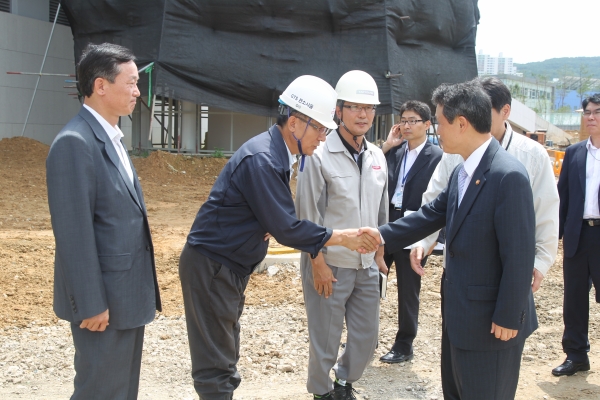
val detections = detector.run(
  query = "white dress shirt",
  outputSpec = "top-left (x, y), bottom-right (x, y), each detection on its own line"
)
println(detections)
top-left (83, 104), bottom-right (133, 184)
top-left (414, 123), bottom-right (560, 276)
top-left (391, 139), bottom-right (427, 207)
top-left (459, 137), bottom-right (492, 204)
top-left (583, 138), bottom-right (600, 219)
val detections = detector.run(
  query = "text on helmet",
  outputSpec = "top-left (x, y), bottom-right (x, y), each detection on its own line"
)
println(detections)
top-left (290, 94), bottom-right (313, 109)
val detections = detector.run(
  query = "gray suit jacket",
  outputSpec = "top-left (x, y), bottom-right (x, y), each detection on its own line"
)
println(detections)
top-left (380, 139), bottom-right (538, 351)
top-left (47, 106), bottom-right (161, 330)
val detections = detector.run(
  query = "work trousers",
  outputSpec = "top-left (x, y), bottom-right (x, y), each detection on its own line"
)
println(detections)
top-left (70, 323), bottom-right (145, 400)
top-left (179, 243), bottom-right (250, 400)
top-left (562, 223), bottom-right (600, 363)
top-left (300, 254), bottom-right (380, 395)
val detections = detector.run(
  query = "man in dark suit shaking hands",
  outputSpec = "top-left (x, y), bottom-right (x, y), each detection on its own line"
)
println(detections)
top-left (46, 43), bottom-right (161, 399)
top-left (553, 93), bottom-right (600, 376)
top-left (363, 80), bottom-right (537, 399)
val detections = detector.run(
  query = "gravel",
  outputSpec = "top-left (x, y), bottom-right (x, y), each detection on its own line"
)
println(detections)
top-left (0, 262), bottom-right (445, 399)
top-left (2, 258), bottom-right (599, 400)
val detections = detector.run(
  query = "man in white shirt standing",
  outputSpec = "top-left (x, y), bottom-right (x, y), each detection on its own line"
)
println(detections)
top-left (46, 43), bottom-right (161, 399)
top-left (553, 93), bottom-right (600, 376)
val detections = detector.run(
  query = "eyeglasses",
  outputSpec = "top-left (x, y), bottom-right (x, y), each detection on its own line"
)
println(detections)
top-left (399, 119), bottom-right (423, 126)
top-left (583, 109), bottom-right (600, 117)
top-left (295, 116), bottom-right (330, 135)
top-left (343, 105), bottom-right (377, 114)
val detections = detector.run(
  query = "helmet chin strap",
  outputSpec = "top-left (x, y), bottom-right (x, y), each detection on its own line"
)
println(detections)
top-left (340, 119), bottom-right (365, 151)
top-left (288, 107), bottom-right (311, 172)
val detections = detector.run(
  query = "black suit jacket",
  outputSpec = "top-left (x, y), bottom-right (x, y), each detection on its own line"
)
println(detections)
top-left (385, 140), bottom-right (443, 219)
top-left (558, 141), bottom-right (588, 258)
top-left (379, 139), bottom-right (538, 351)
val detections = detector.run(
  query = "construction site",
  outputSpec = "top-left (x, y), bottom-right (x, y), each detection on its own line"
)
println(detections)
top-left (1, 1), bottom-right (599, 399)
top-left (0, 135), bottom-right (598, 399)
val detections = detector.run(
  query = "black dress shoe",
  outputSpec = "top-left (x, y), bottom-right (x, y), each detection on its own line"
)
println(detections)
top-left (379, 350), bottom-right (414, 364)
top-left (551, 359), bottom-right (590, 376)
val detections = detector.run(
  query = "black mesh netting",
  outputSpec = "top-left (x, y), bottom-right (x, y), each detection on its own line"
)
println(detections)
top-left (61, 0), bottom-right (479, 116)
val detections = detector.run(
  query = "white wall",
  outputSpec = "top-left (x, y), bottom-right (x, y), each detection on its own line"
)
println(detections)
top-left (206, 107), bottom-right (271, 152)
top-left (11, 0), bottom-right (49, 21)
top-left (508, 99), bottom-right (536, 133)
top-left (0, 11), bottom-right (80, 145)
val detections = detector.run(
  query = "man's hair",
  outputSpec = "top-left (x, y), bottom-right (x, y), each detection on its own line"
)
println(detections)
top-left (276, 106), bottom-right (307, 127)
top-left (477, 77), bottom-right (512, 113)
top-left (77, 43), bottom-right (136, 98)
top-left (431, 80), bottom-right (492, 134)
top-left (583, 93), bottom-right (600, 110)
top-left (399, 100), bottom-right (431, 122)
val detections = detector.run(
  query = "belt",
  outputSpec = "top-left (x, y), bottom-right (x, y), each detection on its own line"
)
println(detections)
top-left (583, 219), bottom-right (600, 226)
top-left (391, 203), bottom-right (402, 211)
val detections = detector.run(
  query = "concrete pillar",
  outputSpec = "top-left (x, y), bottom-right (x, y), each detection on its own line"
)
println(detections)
top-left (130, 98), bottom-right (153, 151)
top-left (181, 100), bottom-right (198, 152)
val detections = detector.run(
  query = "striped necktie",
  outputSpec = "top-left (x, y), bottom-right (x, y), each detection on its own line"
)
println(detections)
top-left (457, 166), bottom-right (468, 207)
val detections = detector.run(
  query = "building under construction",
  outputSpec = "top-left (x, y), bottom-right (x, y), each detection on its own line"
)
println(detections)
top-left (2, 0), bottom-right (480, 152)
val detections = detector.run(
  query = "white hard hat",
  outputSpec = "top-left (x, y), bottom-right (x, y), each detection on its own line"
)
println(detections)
top-left (279, 75), bottom-right (338, 130)
top-left (335, 70), bottom-right (380, 105)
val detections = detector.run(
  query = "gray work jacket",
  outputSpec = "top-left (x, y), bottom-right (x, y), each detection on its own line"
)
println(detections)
top-left (295, 131), bottom-right (388, 269)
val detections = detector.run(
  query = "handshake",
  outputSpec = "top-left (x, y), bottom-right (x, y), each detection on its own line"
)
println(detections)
top-left (330, 227), bottom-right (381, 254)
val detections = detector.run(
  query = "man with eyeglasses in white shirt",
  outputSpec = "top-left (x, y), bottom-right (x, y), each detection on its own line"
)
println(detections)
top-left (553, 93), bottom-right (600, 377)
top-left (296, 70), bottom-right (388, 400)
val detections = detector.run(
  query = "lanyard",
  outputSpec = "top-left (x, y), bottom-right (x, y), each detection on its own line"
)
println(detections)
top-left (504, 130), bottom-right (514, 151)
top-left (400, 149), bottom-right (410, 186)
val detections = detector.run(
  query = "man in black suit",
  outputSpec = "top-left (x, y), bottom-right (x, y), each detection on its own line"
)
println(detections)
top-left (379, 101), bottom-right (443, 363)
top-left (363, 80), bottom-right (537, 399)
top-left (553, 93), bottom-right (600, 376)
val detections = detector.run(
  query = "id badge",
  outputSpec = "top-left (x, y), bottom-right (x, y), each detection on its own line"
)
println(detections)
top-left (393, 189), bottom-right (403, 209)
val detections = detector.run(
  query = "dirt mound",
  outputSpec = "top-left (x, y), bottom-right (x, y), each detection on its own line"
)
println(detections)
top-left (133, 151), bottom-right (228, 185)
top-left (0, 137), bottom-right (49, 166)
top-left (0, 137), bottom-right (51, 231)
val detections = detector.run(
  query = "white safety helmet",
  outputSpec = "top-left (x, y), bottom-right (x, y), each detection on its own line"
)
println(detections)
top-left (279, 75), bottom-right (338, 130)
top-left (335, 70), bottom-right (380, 105)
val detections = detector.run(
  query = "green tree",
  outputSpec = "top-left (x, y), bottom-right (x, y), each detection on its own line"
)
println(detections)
top-left (555, 65), bottom-right (572, 110)
top-left (576, 65), bottom-right (594, 105)
top-left (532, 73), bottom-right (551, 113)
top-left (509, 83), bottom-right (526, 103)
top-left (555, 105), bottom-right (572, 113)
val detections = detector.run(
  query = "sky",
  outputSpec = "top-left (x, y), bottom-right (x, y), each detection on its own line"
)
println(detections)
top-left (475, 1), bottom-right (600, 64)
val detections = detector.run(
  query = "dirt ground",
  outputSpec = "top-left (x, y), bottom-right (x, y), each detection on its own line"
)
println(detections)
top-left (1, 136), bottom-right (600, 399)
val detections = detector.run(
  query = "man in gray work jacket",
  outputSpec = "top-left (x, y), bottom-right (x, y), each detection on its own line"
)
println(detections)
top-left (296, 70), bottom-right (388, 400)
top-left (179, 75), bottom-right (381, 400)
